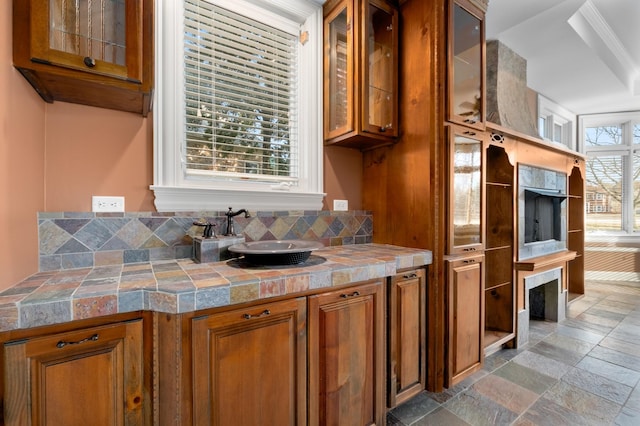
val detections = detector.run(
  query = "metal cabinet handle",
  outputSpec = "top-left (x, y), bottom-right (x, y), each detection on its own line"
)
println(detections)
top-left (463, 247), bottom-right (477, 252)
top-left (243, 309), bottom-right (270, 319)
top-left (340, 291), bottom-right (360, 298)
top-left (463, 259), bottom-right (476, 264)
top-left (56, 333), bottom-right (99, 349)
top-left (403, 273), bottom-right (418, 279)
top-left (83, 56), bottom-right (96, 68)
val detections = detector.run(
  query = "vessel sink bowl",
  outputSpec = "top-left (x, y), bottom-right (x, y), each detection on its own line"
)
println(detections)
top-left (228, 240), bottom-right (324, 265)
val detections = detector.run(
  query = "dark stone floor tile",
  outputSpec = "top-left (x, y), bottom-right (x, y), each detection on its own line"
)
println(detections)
top-left (493, 361), bottom-right (557, 395)
top-left (556, 323), bottom-right (606, 344)
top-left (615, 406), bottom-right (640, 426)
top-left (575, 311), bottom-right (621, 329)
top-left (472, 374), bottom-right (538, 414)
top-left (561, 317), bottom-right (614, 336)
top-left (543, 381), bottom-right (621, 425)
top-left (600, 335), bottom-right (640, 358)
top-left (562, 367), bottom-right (632, 405)
top-left (589, 345), bottom-right (640, 373)
top-left (387, 392), bottom-right (440, 425)
top-left (518, 395), bottom-right (602, 426)
top-left (413, 407), bottom-right (471, 426)
top-left (444, 387), bottom-right (519, 426)
top-left (543, 332), bottom-right (597, 353)
top-left (577, 356), bottom-right (640, 387)
top-left (624, 385), bottom-right (640, 412)
top-left (512, 350), bottom-right (572, 379)
top-left (425, 370), bottom-right (487, 404)
top-left (529, 340), bottom-right (586, 366)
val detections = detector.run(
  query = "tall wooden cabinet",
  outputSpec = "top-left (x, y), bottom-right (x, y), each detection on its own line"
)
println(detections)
top-left (4, 319), bottom-right (145, 426)
top-left (323, 0), bottom-right (399, 148)
top-left (308, 280), bottom-right (385, 425)
top-left (13, 0), bottom-right (154, 115)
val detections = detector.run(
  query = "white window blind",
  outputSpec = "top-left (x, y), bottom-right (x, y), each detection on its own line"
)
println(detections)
top-left (183, 0), bottom-right (299, 183)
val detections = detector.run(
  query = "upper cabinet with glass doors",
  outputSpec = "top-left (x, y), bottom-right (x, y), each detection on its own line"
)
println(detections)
top-left (323, 0), bottom-right (398, 149)
top-left (447, 0), bottom-right (485, 130)
top-left (13, 0), bottom-right (154, 116)
top-left (447, 124), bottom-right (485, 254)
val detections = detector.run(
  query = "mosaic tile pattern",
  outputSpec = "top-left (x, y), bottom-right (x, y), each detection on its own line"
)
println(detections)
top-left (1, 244), bottom-right (432, 331)
top-left (38, 210), bottom-right (374, 271)
top-left (387, 279), bottom-right (640, 425)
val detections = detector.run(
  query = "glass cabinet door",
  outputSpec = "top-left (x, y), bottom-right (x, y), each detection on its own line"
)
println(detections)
top-left (364, 1), bottom-right (397, 137)
top-left (31, 0), bottom-right (143, 81)
top-left (448, 0), bottom-right (484, 128)
top-left (325, 2), bottom-right (353, 141)
top-left (449, 128), bottom-right (484, 252)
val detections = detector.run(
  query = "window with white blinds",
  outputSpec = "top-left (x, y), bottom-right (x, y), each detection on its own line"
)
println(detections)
top-left (184, 0), bottom-right (298, 182)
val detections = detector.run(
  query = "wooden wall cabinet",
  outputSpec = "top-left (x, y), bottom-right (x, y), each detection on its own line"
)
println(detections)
top-left (308, 280), bottom-right (385, 425)
top-left (4, 319), bottom-right (145, 426)
top-left (323, 0), bottom-right (399, 149)
top-left (445, 254), bottom-right (484, 387)
top-left (387, 269), bottom-right (427, 408)
top-left (191, 298), bottom-right (307, 426)
top-left (13, 0), bottom-right (154, 116)
top-left (447, 0), bottom-right (485, 130)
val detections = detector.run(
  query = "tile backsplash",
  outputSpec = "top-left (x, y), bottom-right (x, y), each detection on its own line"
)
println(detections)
top-left (38, 211), bottom-right (373, 271)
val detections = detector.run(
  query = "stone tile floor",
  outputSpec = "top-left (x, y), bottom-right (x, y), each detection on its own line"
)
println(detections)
top-left (387, 279), bottom-right (640, 425)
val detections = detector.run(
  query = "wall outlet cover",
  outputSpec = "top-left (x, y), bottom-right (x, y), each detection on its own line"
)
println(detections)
top-left (92, 196), bottom-right (125, 212)
top-left (333, 199), bottom-right (348, 211)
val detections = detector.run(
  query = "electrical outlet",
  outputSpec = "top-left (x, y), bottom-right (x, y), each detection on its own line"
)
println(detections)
top-left (333, 199), bottom-right (348, 211)
top-left (92, 196), bottom-right (125, 212)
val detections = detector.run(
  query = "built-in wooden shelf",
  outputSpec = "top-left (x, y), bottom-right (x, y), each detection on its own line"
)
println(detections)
top-left (484, 329), bottom-right (514, 354)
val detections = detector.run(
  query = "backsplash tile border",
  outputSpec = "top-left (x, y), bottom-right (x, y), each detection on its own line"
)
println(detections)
top-left (38, 211), bottom-right (373, 272)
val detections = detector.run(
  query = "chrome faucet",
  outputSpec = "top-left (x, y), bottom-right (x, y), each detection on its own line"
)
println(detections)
top-left (224, 207), bottom-right (250, 236)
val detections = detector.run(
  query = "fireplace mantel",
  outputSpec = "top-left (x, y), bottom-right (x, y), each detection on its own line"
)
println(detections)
top-left (515, 250), bottom-right (577, 272)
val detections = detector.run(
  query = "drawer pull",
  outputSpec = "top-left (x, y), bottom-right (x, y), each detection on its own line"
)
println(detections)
top-left (56, 333), bottom-right (99, 349)
top-left (464, 131), bottom-right (476, 136)
top-left (83, 56), bottom-right (96, 68)
top-left (463, 247), bottom-right (477, 251)
top-left (403, 273), bottom-right (418, 279)
top-left (463, 259), bottom-right (476, 264)
top-left (243, 309), bottom-right (270, 320)
top-left (340, 291), bottom-right (360, 299)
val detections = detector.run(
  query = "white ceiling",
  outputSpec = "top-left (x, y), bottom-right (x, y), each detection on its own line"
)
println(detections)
top-left (486, 0), bottom-right (640, 115)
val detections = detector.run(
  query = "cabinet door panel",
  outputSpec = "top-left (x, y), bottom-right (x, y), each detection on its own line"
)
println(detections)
top-left (447, 256), bottom-right (484, 386)
top-left (388, 269), bottom-right (426, 407)
top-left (308, 280), bottom-right (385, 426)
top-left (192, 298), bottom-right (307, 426)
top-left (4, 320), bottom-right (144, 426)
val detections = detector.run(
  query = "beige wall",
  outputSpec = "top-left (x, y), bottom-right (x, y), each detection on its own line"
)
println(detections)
top-left (0, 2), bottom-right (45, 290)
top-left (0, 3), bottom-right (363, 290)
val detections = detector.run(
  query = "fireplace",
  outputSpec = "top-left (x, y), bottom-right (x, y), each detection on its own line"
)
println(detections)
top-left (517, 268), bottom-right (566, 347)
top-left (518, 165), bottom-right (567, 260)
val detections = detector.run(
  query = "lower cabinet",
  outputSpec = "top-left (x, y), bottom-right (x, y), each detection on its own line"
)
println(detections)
top-left (191, 297), bottom-right (307, 426)
top-left (3, 319), bottom-right (145, 426)
top-left (308, 280), bottom-right (385, 426)
top-left (387, 269), bottom-right (427, 407)
top-left (446, 254), bottom-right (485, 387)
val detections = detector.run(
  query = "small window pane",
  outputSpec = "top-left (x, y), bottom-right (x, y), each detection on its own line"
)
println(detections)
top-left (586, 155), bottom-right (624, 231)
top-left (538, 116), bottom-right (546, 139)
top-left (634, 123), bottom-right (640, 145)
top-left (584, 125), bottom-right (622, 147)
top-left (553, 123), bottom-right (562, 143)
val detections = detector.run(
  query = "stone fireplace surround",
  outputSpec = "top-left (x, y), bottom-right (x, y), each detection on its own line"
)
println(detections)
top-left (516, 267), bottom-right (565, 347)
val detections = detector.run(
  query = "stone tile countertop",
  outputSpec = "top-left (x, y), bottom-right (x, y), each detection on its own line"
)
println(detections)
top-left (0, 244), bottom-right (432, 332)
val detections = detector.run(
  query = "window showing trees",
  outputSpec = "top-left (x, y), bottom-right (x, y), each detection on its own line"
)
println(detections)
top-left (581, 113), bottom-right (640, 233)
top-left (184, 0), bottom-right (297, 181)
